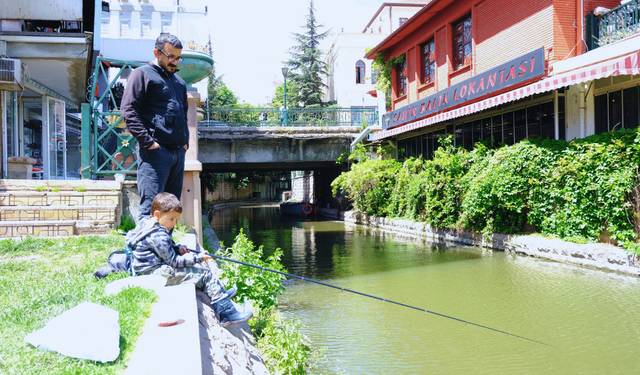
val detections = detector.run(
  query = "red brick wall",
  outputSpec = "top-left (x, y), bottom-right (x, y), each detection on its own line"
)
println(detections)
top-left (584, 0), bottom-right (620, 14)
top-left (474, 0), bottom-right (553, 73)
top-left (385, 0), bottom-right (583, 110)
top-left (553, 0), bottom-right (576, 61)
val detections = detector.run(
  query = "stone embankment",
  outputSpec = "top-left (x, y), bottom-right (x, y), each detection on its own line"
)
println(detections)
top-left (342, 211), bottom-right (640, 276)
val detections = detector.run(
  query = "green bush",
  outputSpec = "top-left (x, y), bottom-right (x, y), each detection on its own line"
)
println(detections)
top-left (332, 158), bottom-right (403, 217)
top-left (332, 129), bottom-right (640, 254)
top-left (117, 215), bottom-right (136, 232)
top-left (459, 138), bottom-right (561, 235)
top-left (250, 307), bottom-right (319, 374)
top-left (218, 231), bottom-right (321, 374)
top-left (218, 229), bottom-right (286, 310)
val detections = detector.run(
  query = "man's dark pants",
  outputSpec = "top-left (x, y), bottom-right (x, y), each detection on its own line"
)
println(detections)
top-left (137, 145), bottom-right (186, 221)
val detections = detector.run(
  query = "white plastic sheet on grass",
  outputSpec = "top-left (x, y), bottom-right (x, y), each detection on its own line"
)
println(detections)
top-left (25, 302), bottom-right (120, 363)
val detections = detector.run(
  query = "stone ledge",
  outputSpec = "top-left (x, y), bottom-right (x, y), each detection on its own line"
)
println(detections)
top-left (342, 211), bottom-right (640, 276)
top-left (124, 283), bottom-right (202, 375)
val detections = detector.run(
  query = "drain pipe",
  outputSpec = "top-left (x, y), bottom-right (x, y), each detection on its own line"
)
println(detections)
top-left (351, 126), bottom-right (374, 152)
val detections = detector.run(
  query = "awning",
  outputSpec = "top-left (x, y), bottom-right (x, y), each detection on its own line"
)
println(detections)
top-left (374, 51), bottom-right (640, 141)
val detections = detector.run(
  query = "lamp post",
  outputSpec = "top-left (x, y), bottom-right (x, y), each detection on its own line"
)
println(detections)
top-left (281, 67), bottom-right (289, 126)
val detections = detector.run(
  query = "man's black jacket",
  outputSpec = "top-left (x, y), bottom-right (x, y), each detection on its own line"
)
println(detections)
top-left (121, 62), bottom-right (189, 150)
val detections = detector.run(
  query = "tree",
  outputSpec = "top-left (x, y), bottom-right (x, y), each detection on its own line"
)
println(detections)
top-left (272, 81), bottom-right (301, 108)
top-left (284, 0), bottom-right (331, 107)
top-left (206, 35), bottom-right (238, 107)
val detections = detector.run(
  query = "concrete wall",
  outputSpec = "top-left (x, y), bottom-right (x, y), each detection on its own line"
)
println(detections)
top-left (324, 33), bottom-right (386, 107)
top-left (1, 1), bottom-right (82, 21)
top-left (204, 181), bottom-right (276, 202)
top-left (365, 5), bottom-right (426, 35)
top-left (565, 83), bottom-right (596, 141)
top-left (101, 0), bottom-right (208, 63)
top-left (198, 135), bottom-right (352, 166)
top-left (291, 174), bottom-right (315, 204)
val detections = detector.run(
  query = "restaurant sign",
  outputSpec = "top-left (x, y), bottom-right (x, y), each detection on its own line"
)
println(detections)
top-left (383, 47), bottom-right (545, 130)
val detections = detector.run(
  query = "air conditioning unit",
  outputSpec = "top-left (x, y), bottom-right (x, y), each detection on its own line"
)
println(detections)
top-left (0, 58), bottom-right (24, 92)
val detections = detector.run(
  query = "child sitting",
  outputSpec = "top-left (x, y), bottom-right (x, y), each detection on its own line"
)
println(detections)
top-left (125, 192), bottom-right (252, 327)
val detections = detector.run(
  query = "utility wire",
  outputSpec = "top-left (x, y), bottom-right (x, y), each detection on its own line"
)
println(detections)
top-left (194, 249), bottom-right (560, 348)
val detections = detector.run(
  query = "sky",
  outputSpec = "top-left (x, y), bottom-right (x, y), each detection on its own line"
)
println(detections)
top-left (186, 0), bottom-right (384, 105)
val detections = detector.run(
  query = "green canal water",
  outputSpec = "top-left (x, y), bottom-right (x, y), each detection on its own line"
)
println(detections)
top-left (210, 205), bottom-right (640, 374)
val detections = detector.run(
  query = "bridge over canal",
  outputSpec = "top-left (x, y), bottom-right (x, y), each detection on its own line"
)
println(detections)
top-left (198, 124), bottom-right (363, 172)
top-left (198, 107), bottom-right (375, 172)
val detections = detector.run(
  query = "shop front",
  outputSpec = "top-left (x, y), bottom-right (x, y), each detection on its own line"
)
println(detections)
top-left (2, 83), bottom-right (81, 180)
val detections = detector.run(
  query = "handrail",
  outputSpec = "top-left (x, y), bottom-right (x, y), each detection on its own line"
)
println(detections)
top-left (200, 107), bottom-right (378, 127)
top-left (586, 0), bottom-right (640, 50)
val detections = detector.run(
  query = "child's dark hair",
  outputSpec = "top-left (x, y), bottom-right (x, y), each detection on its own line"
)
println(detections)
top-left (151, 192), bottom-right (183, 214)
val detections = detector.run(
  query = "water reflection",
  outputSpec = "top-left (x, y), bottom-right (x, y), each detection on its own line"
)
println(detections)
top-left (210, 204), bottom-right (640, 374)
top-left (210, 205), bottom-right (481, 280)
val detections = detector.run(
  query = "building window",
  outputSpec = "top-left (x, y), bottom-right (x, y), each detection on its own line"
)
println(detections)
top-left (141, 12), bottom-right (152, 37)
top-left (399, 18), bottom-right (408, 27)
top-left (452, 14), bottom-right (472, 69)
top-left (371, 70), bottom-right (376, 84)
top-left (119, 12), bottom-right (131, 37)
top-left (356, 61), bottom-right (366, 84)
top-left (421, 38), bottom-right (435, 84)
top-left (161, 13), bottom-right (172, 33)
top-left (396, 58), bottom-right (407, 97)
top-left (594, 86), bottom-right (640, 134)
top-left (101, 14), bottom-right (110, 36)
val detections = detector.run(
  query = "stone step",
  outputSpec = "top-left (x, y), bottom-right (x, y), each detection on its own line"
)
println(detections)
top-left (0, 191), bottom-right (121, 207)
top-left (0, 179), bottom-right (122, 192)
top-left (0, 220), bottom-right (76, 237)
top-left (0, 220), bottom-right (114, 237)
top-left (0, 205), bottom-right (118, 222)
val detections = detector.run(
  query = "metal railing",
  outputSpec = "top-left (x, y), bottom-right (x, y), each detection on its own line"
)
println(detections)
top-left (586, 0), bottom-right (640, 50)
top-left (81, 57), bottom-right (144, 178)
top-left (200, 107), bottom-right (378, 127)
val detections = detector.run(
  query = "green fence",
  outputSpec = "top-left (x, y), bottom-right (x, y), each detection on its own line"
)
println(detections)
top-left (586, 0), bottom-right (640, 50)
top-left (201, 107), bottom-right (377, 127)
top-left (81, 57), bottom-right (143, 179)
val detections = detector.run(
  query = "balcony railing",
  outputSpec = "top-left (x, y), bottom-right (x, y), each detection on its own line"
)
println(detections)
top-left (586, 0), bottom-right (640, 50)
top-left (200, 107), bottom-right (377, 127)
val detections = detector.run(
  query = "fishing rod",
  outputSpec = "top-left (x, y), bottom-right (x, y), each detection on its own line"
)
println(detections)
top-left (192, 248), bottom-right (558, 348)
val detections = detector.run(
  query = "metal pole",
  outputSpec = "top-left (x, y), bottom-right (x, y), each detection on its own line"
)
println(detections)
top-left (81, 103), bottom-right (92, 179)
top-left (283, 78), bottom-right (288, 126)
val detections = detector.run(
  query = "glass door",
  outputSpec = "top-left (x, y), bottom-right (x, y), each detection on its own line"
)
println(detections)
top-left (2, 92), bottom-right (20, 178)
top-left (46, 98), bottom-right (66, 179)
top-left (22, 99), bottom-right (44, 174)
top-left (65, 104), bottom-right (81, 179)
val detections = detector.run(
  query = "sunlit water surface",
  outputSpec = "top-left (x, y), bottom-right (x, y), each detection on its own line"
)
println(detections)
top-left (211, 205), bottom-right (640, 374)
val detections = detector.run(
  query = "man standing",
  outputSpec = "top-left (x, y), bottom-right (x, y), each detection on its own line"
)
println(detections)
top-left (121, 34), bottom-right (189, 221)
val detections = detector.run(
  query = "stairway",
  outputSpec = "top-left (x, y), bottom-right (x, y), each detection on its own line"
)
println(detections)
top-left (0, 180), bottom-right (122, 237)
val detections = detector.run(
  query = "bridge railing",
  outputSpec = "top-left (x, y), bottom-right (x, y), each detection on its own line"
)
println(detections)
top-left (200, 107), bottom-right (378, 127)
top-left (586, 0), bottom-right (640, 50)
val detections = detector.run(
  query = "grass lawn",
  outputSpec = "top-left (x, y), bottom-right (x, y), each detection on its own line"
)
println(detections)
top-left (0, 234), bottom-right (157, 375)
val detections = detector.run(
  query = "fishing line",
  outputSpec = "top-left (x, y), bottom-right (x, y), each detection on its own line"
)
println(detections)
top-left (194, 249), bottom-right (559, 348)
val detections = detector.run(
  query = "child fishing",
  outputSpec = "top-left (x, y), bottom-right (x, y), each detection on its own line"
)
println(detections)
top-left (125, 192), bottom-right (252, 327)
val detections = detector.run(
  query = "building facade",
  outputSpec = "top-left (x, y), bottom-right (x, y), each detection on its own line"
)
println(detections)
top-left (0, 0), bottom-right (100, 180)
top-left (323, 1), bottom-right (428, 110)
top-left (364, 0), bottom-right (639, 159)
top-left (100, 0), bottom-right (208, 63)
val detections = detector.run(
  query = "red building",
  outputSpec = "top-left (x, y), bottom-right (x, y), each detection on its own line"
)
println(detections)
top-left (365, 0), bottom-right (640, 158)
